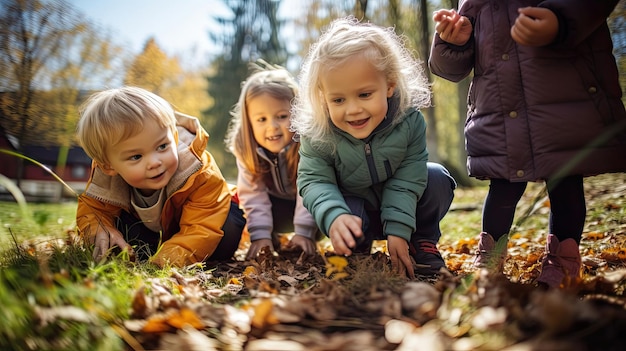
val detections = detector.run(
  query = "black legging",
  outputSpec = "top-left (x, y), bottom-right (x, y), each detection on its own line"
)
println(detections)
top-left (482, 176), bottom-right (586, 243)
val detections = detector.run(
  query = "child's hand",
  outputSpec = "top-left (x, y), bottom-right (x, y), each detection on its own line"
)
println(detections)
top-left (287, 235), bottom-right (317, 256)
top-left (246, 238), bottom-right (274, 260)
top-left (433, 9), bottom-right (473, 46)
top-left (328, 214), bottom-right (363, 256)
top-left (511, 7), bottom-right (558, 46)
top-left (387, 235), bottom-right (416, 279)
top-left (92, 227), bottom-right (134, 263)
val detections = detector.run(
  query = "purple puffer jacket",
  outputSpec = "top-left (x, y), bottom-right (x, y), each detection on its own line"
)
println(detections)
top-left (429, 0), bottom-right (626, 181)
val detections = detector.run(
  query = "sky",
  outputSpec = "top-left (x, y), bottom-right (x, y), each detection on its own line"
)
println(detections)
top-left (68, 0), bottom-right (232, 66)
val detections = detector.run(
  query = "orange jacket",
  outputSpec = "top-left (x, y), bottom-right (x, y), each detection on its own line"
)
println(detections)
top-left (76, 113), bottom-right (234, 267)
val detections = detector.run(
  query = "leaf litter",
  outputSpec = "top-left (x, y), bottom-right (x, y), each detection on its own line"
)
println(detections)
top-left (13, 174), bottom-right (626, 350)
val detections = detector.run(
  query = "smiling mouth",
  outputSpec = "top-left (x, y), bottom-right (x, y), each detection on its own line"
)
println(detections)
top-left (150, 171), bottom-right (165, 180)
top-left (348, 118), bottom-right (369, 127)
top-left (266, 135), bottom-right (282, 141)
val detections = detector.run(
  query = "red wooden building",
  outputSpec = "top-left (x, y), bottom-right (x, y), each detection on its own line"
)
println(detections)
top-left (0, 126), bottom-right (92, 202)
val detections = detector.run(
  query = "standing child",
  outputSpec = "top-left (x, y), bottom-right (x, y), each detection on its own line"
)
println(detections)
top-left (76, 86), bottom-right (245, 268)
top-left (226, 62), bottom-right (319, 260)
top-left (430, 1), bottom-right (626, 287)
top-left (291, 17), bottom-right (457, 278)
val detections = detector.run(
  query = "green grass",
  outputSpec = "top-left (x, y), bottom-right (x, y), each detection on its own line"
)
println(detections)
top-left (0, 201), bottom-right (77, 247)
top-left (0, 230), bottom-right (176, 350)
top-left (0, 200), bottom-right (148, 350)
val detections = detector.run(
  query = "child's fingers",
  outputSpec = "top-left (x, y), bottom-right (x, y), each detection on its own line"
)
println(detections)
top-left (329, 214), bottom-right (363, 255)
top-left (517, 6), bottom-right (547, 21)
top-left (246, 239), bottom-right (274, 259)
top-left (390, 253), bottom-right (402, 275)
top-left (433, 8), bottom-right (456, 22)
top-left (289, 236), bottom-right (316, 255)
top-left (399, 253), bottom-right (415, 279)
top-left (93, 232), bottom-right (110, 263)
top-left (388, 236), bottom-right (415, 279)
top-left (451, 16), bottom-right (468, 37)
top-left (331, 228), bottom-right (357, 255)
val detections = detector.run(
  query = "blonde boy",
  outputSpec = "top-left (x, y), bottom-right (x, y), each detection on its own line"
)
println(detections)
top-left (76, 86), bottom-right (244, 267)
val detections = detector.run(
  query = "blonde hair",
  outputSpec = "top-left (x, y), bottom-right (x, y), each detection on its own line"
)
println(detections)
top-left (291, 16), bottom-right (431, 153)
top-left (225, 60), bottom-right (300, 181)
top-left (76, 86), bottom-right (177, 165)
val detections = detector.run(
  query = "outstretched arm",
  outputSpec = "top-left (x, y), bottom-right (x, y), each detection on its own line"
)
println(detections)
top-left (429, 8), bottom-right (476, 82)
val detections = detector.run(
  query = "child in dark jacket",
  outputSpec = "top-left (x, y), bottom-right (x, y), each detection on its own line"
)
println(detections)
top-left (430, 1), bottom-right (626, 288)
top-left (226, 62), bottom-right (319, 260)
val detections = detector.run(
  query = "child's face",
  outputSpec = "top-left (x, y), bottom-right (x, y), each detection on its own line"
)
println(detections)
top-left (320, 55), bottom-right (395, 140)
top-left (247, 92), bottom-right (294, 154)
top-left (101, 122), bottom-right (179, 196)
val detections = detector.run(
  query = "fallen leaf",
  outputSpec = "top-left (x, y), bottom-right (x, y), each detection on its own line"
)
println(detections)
top-left (167, 308), bottom-right (204, 329)
top-left (325, 255), bottom-right (348, 277)
top-left (251, 299), bottom-right (279, 329)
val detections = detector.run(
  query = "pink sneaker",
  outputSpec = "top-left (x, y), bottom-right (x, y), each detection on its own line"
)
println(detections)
top-left (536, 234), bottom-right (581, 288)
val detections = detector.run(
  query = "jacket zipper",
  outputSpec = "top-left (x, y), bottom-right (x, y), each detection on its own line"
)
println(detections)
top-left (271, 157), bottom-right (286, 194)
top-left (364, 142), bottom-right (379, 184)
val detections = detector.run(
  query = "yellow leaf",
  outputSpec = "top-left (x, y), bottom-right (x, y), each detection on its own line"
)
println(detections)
top-left (167, 308), bottom-right (204, 330)
top-left (251, 299), bottom-right (278, 329)
top-left (243, 266), bottom-right (257, 277)
top-left (228, 277), bottom-right (242, 285)
top-left (325, 266), bottom-right (335, 277)
top-left (327, 256), bottom-right (348, 271)
top-left (583, 232), bottom-right (604, 241)
top-left (325, 255), bottom-right (348, 278)
top-left (317, 242), bottom-right (327, 256)
top-left (279, 234), bottom-right (290, 248)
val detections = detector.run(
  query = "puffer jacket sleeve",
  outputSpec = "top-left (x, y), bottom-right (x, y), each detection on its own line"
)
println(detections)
top-left (151, 154), bottom-right (232, 268)
top-left (76, 195), bottom-right (121, 244)
top-left (76, 164), bottom-right (123, 244)
top-left (297, 138), bottom-right (350, 236)
top-left (428, 1), bottom-right (477, 82)
top-left (429, 33), bottom-right (475, 82)
top-left (235, 159), bottom-right (273, 242)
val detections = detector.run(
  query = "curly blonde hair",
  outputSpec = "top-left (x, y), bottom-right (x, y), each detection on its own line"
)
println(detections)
top-left (290, 16), bottom-right (431, 154)
top-left (76, 86), bottom-right (177, 166)
top-left (225, 60), bottom-right (300, 180)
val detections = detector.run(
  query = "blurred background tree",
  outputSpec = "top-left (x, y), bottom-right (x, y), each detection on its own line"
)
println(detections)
top-left (124, 38), bottom-right (211, 122)
top-left (1, 0), bottom-right (624, 187)
top-left (0, 0), bottom-right (124, 184)
top-left (203, 0), bottom-right (288, 178)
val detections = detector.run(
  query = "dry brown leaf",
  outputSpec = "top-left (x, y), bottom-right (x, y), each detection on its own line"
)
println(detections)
top-left (131, 286), bottom-right (150, 319)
